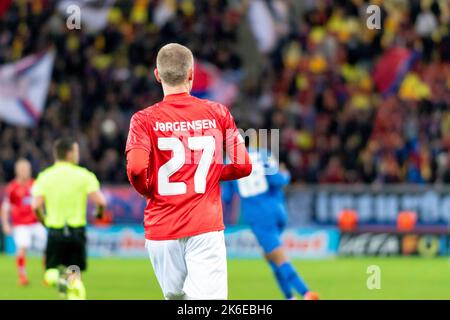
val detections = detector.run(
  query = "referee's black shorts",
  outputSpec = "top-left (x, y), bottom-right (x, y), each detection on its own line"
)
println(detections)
top-left (46, 226), bottom-right (87, 271)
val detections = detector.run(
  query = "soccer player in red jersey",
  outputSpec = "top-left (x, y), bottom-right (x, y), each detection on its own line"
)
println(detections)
top-left (126, 43), bottom-right (252, 299)
top-left (1, 158), bottom-right (46, 286)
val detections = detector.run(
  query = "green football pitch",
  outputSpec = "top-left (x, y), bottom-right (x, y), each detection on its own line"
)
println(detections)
top-left (1, 255), bottom-right (450, 300)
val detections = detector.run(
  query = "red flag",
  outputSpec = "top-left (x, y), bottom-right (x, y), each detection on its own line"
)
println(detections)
top-left (372, 47), bottom-right (412, 94)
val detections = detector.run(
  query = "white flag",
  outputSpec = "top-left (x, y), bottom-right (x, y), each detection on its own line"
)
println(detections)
top-left (0, 51), bottom-right (55, 127)
top-left (248, 0), bottom-right (277, 54)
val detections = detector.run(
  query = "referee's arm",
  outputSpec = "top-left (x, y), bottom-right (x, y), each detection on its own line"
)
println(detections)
top-left (31, 176), bottom-right (46, 224)
top-left (31, 195), bottom-right (45, 224)
top-left (89, 190), bottom-right (107, 219)
top-left (1, 198), bottom-right (12, 235)
top-left (85, 171), bottom-right (107, 219)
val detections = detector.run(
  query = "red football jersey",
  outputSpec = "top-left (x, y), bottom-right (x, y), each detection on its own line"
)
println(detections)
top-left (126, 92), bottom-right (244, 240)
top-left (3, 179), bottom-right (37, 225)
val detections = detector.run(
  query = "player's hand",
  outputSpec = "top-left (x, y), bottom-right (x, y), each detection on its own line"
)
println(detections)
top-left (2, 223), bottom-right (12, 235)
top-left (94, 205), bottom-right (105, 220)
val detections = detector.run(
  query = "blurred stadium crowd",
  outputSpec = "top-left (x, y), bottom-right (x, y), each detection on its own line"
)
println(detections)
top-left (0, 0), bottom-right (449, 185)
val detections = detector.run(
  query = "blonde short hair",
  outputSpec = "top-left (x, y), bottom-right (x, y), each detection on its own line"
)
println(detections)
top-left (156, 43), bottom-right (194, 86)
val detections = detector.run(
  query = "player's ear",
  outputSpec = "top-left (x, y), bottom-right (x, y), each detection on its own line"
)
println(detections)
top-left (187, 68), bottom-right (193, 81)
top-left (154, 68), bottom-right (161, 83)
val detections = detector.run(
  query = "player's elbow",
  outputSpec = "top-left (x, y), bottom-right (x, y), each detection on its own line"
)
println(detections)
top-left (241, 153), bottom-right (253, 177)
top-left (126, 165), bottom-right (150, 197)
top-left (127, 165), bottom-right (143, 182)
top-left (126, 149), bottom-right (150, 185)
top-left (234, 163), bottom-right (252, 179)
top-left (241, 163), bottom-right (252, 178)
top-left (126, 158), bottom-right (147, 184)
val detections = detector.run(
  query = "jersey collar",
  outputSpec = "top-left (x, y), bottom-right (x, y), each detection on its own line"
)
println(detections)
top-left (163, 92), bottom-right (191, 101)
top-left (54, 161), bottom-right (74, 167)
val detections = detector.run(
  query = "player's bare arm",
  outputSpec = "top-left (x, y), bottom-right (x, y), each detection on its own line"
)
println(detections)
top-left (0, 199), bottom-right (12, 235)
top-left (220, 107), bottom-right (252, 181)
top-left (31, 195), bottom-right (45, 225)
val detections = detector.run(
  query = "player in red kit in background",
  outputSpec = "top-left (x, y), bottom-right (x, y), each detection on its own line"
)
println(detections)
top-left (1, 159), bottom-right (47, 285)
top-left (126, 43), bottom-right (252, 300)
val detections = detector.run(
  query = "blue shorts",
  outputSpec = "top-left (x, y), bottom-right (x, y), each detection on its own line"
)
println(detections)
top-left (248, 209), bottom-right (287, 254)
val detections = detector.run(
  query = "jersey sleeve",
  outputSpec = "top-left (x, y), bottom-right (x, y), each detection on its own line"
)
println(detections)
top-left (127, 148), bottom-right (151, 197)
top-left (218, 104), bottom-right (252, 180)
top-left (220, 105), bottom-right (244, 150)
top-left (85, 171), bottom-right (100, 194)
top-left (125, 111), bottom-right (151, 154)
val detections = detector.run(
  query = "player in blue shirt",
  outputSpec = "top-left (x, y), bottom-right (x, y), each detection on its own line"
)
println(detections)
top-left (222, 147), bottom-right (319, 300)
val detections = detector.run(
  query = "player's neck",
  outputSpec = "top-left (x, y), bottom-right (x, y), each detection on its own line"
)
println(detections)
top-left (162, 83), bottom-right (191, 97)
top-left (16, 178), bottom-right (29, 184)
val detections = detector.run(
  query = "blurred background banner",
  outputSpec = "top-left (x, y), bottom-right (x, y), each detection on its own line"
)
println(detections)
top-left (87, 225), bottom-right (340, 259)
top-left (4, 183), bottom-right (450, 231)
top-left (224, 226), bottom-right (339, 259)
top-left (86, 225), bottom-right (339, 259)
top-left (0, 50), bottom-right (55, 126)
top-left (3, 224), bottom-right (339, 259)
top-left (87, 224), bottom-right (145, 257)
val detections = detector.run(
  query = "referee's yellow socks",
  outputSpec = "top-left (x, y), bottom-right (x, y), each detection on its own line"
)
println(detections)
top-left (67, 278), bottom-right (87, 300)
top-left (44, 268), bottom-right (87, 300)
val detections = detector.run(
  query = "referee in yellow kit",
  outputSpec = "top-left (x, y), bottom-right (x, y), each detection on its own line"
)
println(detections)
top-left (31, 137), bottom-right (106, 300)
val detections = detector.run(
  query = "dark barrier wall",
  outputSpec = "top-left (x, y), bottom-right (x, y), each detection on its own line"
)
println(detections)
top-left (287, 185), bottom-right (450, 226)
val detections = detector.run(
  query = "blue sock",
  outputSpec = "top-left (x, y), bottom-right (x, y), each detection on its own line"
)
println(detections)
top-left (278, 262), bottom-right (309, 296)
top-left (269, 262), bottom-right (293, 299)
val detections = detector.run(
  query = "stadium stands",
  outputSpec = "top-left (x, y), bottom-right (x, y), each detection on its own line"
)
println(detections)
top-left (0, 0), bottom-right (449, 185)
